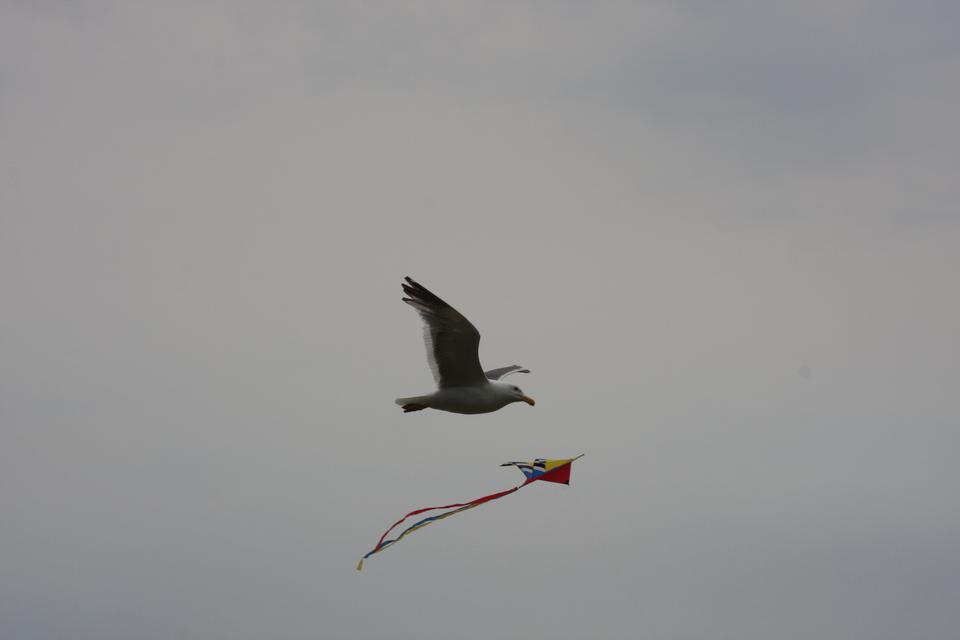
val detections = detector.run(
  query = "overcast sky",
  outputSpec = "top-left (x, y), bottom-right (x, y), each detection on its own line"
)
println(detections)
top-left (2, 2), bottom-right (958, 639)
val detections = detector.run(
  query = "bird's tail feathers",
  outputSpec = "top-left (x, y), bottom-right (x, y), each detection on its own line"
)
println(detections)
top-left (395, 395), bottom-right (432, 413)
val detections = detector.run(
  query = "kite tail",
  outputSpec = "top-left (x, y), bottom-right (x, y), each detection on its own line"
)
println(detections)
top-left (357, 485), bottom-right (521, 569)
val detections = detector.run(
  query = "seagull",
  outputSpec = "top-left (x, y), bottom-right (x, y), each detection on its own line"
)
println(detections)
top-left (395, 277), bottom-right (536, 414)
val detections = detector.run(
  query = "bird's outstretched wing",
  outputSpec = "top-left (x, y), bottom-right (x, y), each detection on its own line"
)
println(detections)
top-left (484, 365), bottom-right (530, 380)
top-left (402, 277), bottom-right (487, 388)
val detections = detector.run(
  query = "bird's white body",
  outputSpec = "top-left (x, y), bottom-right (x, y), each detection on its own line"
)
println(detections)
top-left (397, 381), bottom-right (527, 415)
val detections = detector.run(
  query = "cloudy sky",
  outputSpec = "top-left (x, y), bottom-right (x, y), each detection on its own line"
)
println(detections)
top-left (2, 2), bottom-right (958, 639)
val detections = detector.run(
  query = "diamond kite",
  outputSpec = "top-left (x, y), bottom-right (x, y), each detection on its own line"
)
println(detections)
top-left (357, 455), bottom-right (583, 570)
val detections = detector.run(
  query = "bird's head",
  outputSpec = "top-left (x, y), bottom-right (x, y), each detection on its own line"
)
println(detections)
top-left (495, 381), bottom-right (535, 407)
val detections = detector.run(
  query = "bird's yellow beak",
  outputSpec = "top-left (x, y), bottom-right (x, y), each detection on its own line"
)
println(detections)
top-left (521, 395), bottom-right (536, 406)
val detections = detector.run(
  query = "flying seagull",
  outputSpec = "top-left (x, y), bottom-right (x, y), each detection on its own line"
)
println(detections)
top-left (395, 277), bottom-right (535, 414)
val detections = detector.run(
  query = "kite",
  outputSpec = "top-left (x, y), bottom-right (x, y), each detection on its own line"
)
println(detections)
top-left (357, 455), bottom-right (583, 570)
top-left (394, 277), bottom-right (536, 414)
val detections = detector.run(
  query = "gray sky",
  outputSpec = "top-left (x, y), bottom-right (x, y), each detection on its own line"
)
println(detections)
top-left (2, 2), bottom-right (958, 639)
